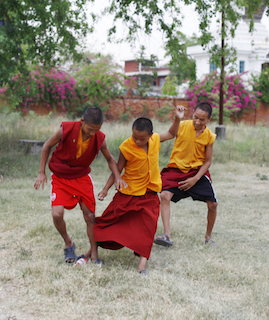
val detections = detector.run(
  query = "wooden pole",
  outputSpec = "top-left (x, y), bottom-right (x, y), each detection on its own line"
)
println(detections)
top-left (219, 10), bottom-right (225, 125)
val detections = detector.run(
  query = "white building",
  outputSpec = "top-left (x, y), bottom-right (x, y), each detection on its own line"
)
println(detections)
top-left (187, 7), bottom-right (269, 79)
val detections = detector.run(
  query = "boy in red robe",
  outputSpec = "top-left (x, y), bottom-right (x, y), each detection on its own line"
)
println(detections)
top-left (34, 106), bottom-right (125, 265)
top-left (75, 106), bottom-right (186, 274)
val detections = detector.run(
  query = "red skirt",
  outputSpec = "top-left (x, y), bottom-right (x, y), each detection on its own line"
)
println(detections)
top-left (93, 191), bottom-right (160, 259)
top-left (161, 167), bottom-right (211, 190)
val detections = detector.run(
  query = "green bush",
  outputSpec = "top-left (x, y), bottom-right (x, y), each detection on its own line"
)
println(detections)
top-left (162, 76), bottom-right (178, 96)
top-left (185, 72), bottom-right (261, 122)
top-left (257, 68), bottom-right (269, 104)
top-left (0, 53), bottom-right (136, 116)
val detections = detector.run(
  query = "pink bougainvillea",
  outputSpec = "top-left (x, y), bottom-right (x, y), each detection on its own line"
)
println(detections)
top-left (0, 54), bottom-right (142, 115)
top-left (185, 71), bottom-right (261, 120)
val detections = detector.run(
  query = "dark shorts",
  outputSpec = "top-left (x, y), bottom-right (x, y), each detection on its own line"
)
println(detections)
top-left (164, 175), bottom-right (218, 203)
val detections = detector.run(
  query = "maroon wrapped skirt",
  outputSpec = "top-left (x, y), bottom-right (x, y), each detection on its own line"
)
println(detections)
top-left (94, 191), bottom-right (160, 259)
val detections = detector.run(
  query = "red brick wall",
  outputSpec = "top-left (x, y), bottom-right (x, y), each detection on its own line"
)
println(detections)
top-left (6, 97), bottom-right (269, 125)
top-left (231, 102), bottom-right (269, 125)
top-left (105, 97), bottom-right (191, 121)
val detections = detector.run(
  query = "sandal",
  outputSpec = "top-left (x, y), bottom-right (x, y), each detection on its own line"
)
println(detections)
top-left (64, 242), bottom-right (77, 265)
top-left (139, 269), bottom-right (149, 276)
top-left (93, 258), bottom-right (103, 268)
top-left (205, 238), bottom-right (217, 246)
top-left (154, 234), bottom-right (173, 247)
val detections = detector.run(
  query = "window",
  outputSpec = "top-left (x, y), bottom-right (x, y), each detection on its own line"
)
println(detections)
top-left (210, 63), bottom-right (217, 73)
top-left (239, 61), bottom-right (245, 73)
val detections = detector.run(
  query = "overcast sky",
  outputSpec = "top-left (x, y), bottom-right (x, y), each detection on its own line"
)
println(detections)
top-left (85, 2), bottom-right (269, 68)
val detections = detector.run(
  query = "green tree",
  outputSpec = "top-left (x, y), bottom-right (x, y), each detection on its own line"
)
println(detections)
top-left (0, 0), bottom-right (92, 85)
top-left (162, 75), bottom-right (178, 96)
top-left (92, 0), bottom-right (266, 125)
top-left (94, 0), bottom-right (267, 47)
top-left (257, 67), bottom-right (269, 104)
top-left (165, 32), bottom-right (198, 84)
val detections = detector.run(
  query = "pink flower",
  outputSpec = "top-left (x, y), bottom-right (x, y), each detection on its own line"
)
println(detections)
top-left (244, 96), bottom-right (250, 104)
top-left (96, 79), bottom-right (100, 84)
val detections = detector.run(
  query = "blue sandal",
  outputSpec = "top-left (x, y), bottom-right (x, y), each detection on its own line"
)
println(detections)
top-left (64, 242), bottom-right (77, 265)
top-left (154, 234), bottom-right (173, 247)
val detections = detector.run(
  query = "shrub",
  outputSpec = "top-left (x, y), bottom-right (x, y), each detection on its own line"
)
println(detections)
top-left (0, 54), bottom-right (137, 116)
top-left (257, 67), bottom-right (269, 105)
top-left (155, 103), bottom-right (175, 121)
top-left (0, 65), bottom-right (81, 113)
top-left (162, 76), bottom-right (178, 96)
top-left (70, 54), bottom-right (126, 114)
top-left (185, 71), bottom-right (261, 121)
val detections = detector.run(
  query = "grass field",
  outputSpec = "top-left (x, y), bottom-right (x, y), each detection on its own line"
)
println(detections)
top-left (0, 113), bottom-right (269, 319)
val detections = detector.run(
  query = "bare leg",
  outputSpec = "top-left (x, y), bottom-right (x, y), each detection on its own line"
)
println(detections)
top-left (205, 201), bottom-right (217, 241)
top-left (81, 201), bottom-right (98, 261)
top-left (138, 256), bottom-right (147, 272)
top-left (52, 205), bottom-right (73, 248)
top-left (159, 190), bottom-right (174, 240)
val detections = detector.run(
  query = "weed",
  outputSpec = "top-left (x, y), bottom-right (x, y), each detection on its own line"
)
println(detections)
top-left (256, 173), bottom-right (268, 180)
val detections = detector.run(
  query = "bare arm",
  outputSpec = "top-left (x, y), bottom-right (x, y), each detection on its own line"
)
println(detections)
top-left (178, 143), bottom-right (214, 191)
top-left (100, 141), bottom-right (127, 194)
top-left (98, 151), bottom-right (127, 201)
top-left (34, 128), bottom-right (62, 190)
top-left (159, 105), bottom-right (186, 142)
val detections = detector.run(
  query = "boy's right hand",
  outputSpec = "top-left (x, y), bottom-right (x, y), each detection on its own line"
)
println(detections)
top-left (114, 177), bottom-right (128, 192)
top-left (34, 173), bottom-right (47, 190)
top-left (98, 189), bottom-right (108, 201)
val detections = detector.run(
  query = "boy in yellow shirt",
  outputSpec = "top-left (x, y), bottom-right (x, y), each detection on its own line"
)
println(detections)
top-left (154, 102), bottom-right (218, 247)
top-left (75, 106), bottom-right (185, 273)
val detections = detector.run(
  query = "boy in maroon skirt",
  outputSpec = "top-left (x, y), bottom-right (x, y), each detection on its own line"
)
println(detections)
top-left (75, 106), bottom-right (185, 273)
top-left (154, 102), bottom-right (218, 247)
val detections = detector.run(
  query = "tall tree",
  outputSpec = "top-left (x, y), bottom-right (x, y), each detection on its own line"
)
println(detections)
top-left (0, 0), bottom-right (92, 85)
top-left (92, 0), bottom-right (267, 125)
top-left (97, 0), bottom-right (267, 47)
top-left (165, 32), bottom-right (199, 84)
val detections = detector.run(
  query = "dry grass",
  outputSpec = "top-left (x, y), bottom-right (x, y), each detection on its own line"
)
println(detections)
top-left (1, 160), bottom-right (269, 320)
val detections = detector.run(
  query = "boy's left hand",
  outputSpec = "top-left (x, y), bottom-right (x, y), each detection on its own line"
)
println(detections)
top-left (178, 176), bottom-right (198, 191)
top-left (114, 177), bottom-right (128, 191)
